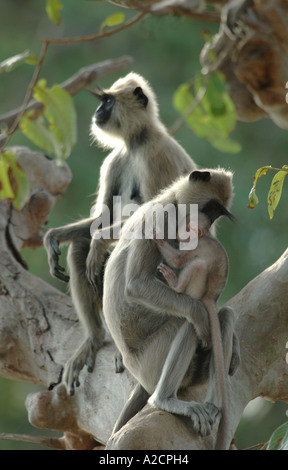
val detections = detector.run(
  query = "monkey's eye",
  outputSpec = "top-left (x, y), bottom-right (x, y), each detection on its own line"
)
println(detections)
top-left (102, 94), bottom-right (114, 105)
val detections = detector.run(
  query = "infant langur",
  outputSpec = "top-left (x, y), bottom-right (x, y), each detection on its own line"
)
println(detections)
top-left (154, 202), bottom-right (232, 303)
top-left (151, 202), bottom-right (239, 449)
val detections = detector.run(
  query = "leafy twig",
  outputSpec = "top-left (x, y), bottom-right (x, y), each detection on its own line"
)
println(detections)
top-left (169, 80), bottom-right (207, 135)
top-left (0, 56), bottom-right (133, 130)
top-left (44, 11), bottom-right (146, 45)
top-left (0, 10), bottom-right (145, 151)
top-left (0, 432), bottom-right (66, 450)
top-left (1, 42), bottom-right (49, 151)
top-left (248, 165), bottom-right (288, 219)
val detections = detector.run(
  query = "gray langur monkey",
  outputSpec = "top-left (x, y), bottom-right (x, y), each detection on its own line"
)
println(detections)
top-left (43, 72), bottom-right (197, 395)
top-left (103, 168), bottom-right (240, 449)
top-left (151, 200), bottom-right (239, 450)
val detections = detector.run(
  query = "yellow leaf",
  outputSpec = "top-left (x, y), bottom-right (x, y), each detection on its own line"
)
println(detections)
top-left (100, 13), bottom-right (125, 32)
top-left (46, 0), bottom-right (62, 25)
top-left (267, 170), bottom-right (287, 219)
top-left (253, 166), bottom-right (272, 186)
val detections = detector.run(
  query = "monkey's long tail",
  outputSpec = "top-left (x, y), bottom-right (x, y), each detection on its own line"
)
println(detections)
top-left (206, 302), bottom-right (229, 451)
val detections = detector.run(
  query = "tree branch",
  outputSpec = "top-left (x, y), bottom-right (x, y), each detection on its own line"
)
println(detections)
top-left (201, 0), bottom-right (288, 128)
top-left (101, 0), bottom-right (288, 129)
top-left (44, 11), bottom-right (146, 45)
top-left (0, 7), bottom-right (143, 150)
top-left (0, 56), bottom-right (133, 146)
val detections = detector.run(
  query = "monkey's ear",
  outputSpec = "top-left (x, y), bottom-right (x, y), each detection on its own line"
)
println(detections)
top-left (189, 171), bottom-right (211, 182)
top-left (202, 199), bottom-right (235, 224)
top-left (134, 87), bottom-right (149, 108)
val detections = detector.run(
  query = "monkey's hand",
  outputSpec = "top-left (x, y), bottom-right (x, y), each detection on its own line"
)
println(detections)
top-left (62, 337), bottom-right (97, 395)
top-left (86, 240), bottom-right (103, 291)
top-left (43, 229), bottom-right (70, 283)
top-left (157, 263), bottom-right (178, 290)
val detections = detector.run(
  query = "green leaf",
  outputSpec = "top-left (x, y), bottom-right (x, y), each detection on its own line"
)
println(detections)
top-left (267, 421), bottom-right (288, 450)
top-left (2, 151), bottom-right (30, 210)
top-left (205, 73), bottom-right (227, 117)
top-left (45, 0), bottom-right (63, 25)
top-left (173, 73), bottom-right (241, 154)
top-left (253, 166), bottom-right (272, 187)
top-left (0, 50), bottom-right (38, 73)
top-left (20, 114), bottom-right (63, 160)
top-left (24, 54), bottom-right (39, 66)
top-left (267, 169), bottom-right (287, 220)
top-left (247, 187), bottom-right (259, 209)
top-left (100, 13), bottom-right (126, 31)
top-left (0, 159), bottom-right (15, 200)
top-left (212, 137), bottom-right (242, 154)
top-left (20, 80), bottom-right (77, 162)
top-left (0, 151), bottom-right (30, 210)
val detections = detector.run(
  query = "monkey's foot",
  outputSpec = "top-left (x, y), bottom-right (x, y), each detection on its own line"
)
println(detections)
top-left (63, 337), bottom-right (98, 395)
top-left (188, 402), bottom-right (221, 436)
top-left (149, 395), bottom-right (220, 437)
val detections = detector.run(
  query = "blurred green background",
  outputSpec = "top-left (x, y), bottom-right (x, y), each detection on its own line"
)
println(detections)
top-left (0, 0), bottom-right (287, 450)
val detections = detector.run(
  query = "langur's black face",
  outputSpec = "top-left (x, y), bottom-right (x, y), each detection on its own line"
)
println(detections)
top-left (95, 94), bottom-right (115, 126)
top-left (93, 86), bottom-right (148, 128)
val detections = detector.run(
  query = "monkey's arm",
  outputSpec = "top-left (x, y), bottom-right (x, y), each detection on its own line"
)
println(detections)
top-left (125, 241), bottom-right (210, 348)
top-left (154, 238), bottom-right (191, 269)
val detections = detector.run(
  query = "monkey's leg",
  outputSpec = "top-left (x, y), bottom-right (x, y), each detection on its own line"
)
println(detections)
top-left (63, 238), bottom-right (105, 395)
top-left (219, 306), bottom-right (240, 376)
top-left (205, 306), bottom-right (237, 401)
top-left (204, 306), bottom-right (239, 449)
top-left (112, 383), bottom-right (150, 434)
top-left (87, 218), bottom-right (126, 290)
top-left (149, 322), bottom-right (220, 437)
top-left (86, 237), bottom-right (113, 291)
